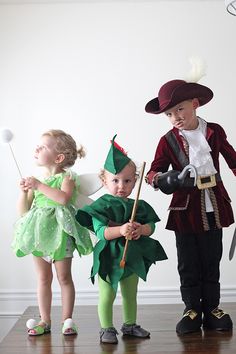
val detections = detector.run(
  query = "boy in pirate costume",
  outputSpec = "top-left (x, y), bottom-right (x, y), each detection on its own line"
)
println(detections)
top-left (76, 135), bottom-right (167, 344)
top-left (145, 76), bottom-right (236, 335)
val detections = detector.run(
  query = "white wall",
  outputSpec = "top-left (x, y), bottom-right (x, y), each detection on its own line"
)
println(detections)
top-left (0, 0), bottom-right (236, 320)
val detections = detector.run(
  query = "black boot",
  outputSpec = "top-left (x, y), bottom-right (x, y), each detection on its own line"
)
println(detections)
top-left (176, 286), bottom-right (202, 335)
top-left (202, 283), bottom-right (233, 331)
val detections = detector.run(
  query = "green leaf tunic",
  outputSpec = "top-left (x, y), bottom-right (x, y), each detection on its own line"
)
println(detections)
top-left (76, 194), bottom-right (167, 290)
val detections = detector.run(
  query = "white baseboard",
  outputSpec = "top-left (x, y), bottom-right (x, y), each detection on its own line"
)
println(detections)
top-left (1, 286), bottom-right (236, 317)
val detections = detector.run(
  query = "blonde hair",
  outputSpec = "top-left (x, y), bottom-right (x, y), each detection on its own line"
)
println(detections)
top-left (42, 129), bottom-right (85, 168)
top-left (99, 160), bottom-right (138, 183)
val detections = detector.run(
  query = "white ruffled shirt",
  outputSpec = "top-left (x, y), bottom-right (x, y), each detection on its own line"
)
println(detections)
top-left (180, 117), bottom-right (217, 212)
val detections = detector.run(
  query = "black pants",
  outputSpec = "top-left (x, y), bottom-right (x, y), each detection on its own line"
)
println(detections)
top-left (175, 213), bottom-right (223, 312)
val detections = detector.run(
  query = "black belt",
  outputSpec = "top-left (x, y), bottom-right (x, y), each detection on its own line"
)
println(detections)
top-left (183, 173), bottom-right (221, 188)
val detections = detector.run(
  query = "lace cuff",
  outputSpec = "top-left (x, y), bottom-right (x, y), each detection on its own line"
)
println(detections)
top-left (145, 171), bottom-right (160, 190)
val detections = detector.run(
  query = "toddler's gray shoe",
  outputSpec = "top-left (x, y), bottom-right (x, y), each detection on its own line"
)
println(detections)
top-left (121, 324), bottom-right (150, 338)
top-left (100, 327), bottom-right (118, 344)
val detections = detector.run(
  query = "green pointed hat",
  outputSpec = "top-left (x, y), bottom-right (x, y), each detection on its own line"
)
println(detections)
top-left (104, 134), bottom-right (131, 174)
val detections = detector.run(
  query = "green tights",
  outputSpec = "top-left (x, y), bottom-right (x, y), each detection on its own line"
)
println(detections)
top-left (98, 273), bottom-right (139, 328)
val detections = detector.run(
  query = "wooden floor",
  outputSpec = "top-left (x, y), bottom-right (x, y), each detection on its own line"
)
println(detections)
top-left (0, 303), bottom-right (235, 354)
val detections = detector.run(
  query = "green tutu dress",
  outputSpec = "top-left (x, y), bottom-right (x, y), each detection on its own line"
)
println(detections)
top-left (76, 194), bottom-right (168, 290)
top-left (12, 171), bottom-right (93, 260)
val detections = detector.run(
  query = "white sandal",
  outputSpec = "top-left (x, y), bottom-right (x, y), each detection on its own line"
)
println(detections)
top-left (62, 318), bottom-right (78, 335)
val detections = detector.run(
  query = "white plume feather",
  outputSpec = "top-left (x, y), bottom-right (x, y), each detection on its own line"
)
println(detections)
top-left (184, 56), bottom-right (207, 83)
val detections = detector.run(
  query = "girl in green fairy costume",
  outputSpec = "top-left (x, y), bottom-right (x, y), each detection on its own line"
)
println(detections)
top-left (76, 135), bottom-right (167, 344)
top-left (12, 129), bottom-right (93, 336)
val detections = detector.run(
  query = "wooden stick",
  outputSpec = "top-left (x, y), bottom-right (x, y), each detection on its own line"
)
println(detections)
top-left (120, 161), bottom-right (146, 268)
top-left (9, 143), bottom-right (23, 178)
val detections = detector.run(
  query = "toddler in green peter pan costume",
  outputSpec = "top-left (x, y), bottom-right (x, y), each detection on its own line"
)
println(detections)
top-left (76, 135), bottom-right (167, 344)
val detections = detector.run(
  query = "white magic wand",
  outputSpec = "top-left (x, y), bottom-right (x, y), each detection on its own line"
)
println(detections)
top-left (0, 128), bottom-right (23, 178)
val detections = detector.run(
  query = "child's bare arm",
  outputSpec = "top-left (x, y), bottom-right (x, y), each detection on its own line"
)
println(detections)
top-left (17, 178), bottom-right (34, 216)
top-left (24, 175), bottom-right (74, 205)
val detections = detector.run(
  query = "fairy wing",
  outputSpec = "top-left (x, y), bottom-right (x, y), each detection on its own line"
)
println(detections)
top-left (76, 173), bottom-right (103, 208)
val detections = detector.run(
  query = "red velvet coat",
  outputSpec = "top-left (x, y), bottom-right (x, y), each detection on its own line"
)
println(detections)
top-left (146, 122), bottom-right (236, 233)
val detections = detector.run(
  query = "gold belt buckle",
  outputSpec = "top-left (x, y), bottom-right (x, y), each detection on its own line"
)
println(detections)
top-left (196, 174), bottom-right (216, 190)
